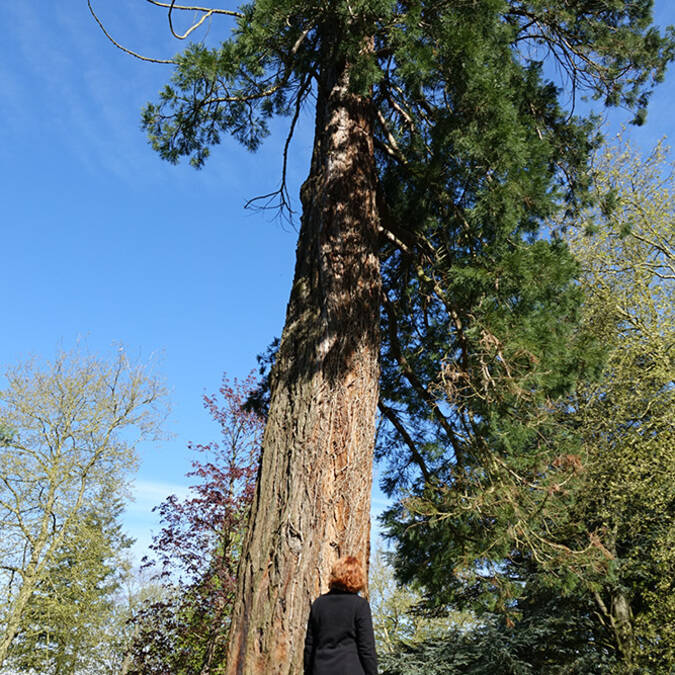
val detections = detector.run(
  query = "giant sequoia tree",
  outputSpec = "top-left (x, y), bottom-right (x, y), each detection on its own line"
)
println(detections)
top-left (90, 1), bottom-right (673, 672)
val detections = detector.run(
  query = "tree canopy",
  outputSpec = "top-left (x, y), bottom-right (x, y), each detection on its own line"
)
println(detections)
top-left (89, 0), bottom-right (675, 670)
top-left (379, 136), bottom-right (675, 673)
top-left (562, 137), bottom-right (674, 669)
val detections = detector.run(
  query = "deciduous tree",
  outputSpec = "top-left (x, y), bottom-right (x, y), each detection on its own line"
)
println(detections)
top-left (562, 137), bottom-right (675, 670)
top-left (0, 347), bottom-right (166, 669)
top-left (123, 372), bottom-right (263, 674)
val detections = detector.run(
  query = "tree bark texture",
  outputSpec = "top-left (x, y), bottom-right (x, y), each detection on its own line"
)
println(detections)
top-left (612, 591), bottom-right (635, 668)
top-left (224, 56), bottom-right (381, 674)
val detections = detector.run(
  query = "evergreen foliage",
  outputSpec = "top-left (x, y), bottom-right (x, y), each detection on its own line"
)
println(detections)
top-left (378, 138), bottom-right (675, 674)
top-left (143, 1), bottom-right (673, 169)
top-left (143, 0), bottom-right (673, 582)
top-left (379, 618), bottom-right (621, 674)
top-left (6, 503), bottom-right (132, 674)
top-left (135, 1), bottom-right (674, 670)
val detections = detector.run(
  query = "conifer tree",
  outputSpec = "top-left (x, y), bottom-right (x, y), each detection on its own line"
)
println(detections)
top-left (378, 136), bottom-right (675, 675)
top-left (6, 502), bottom-right (132, 674)
top-left (91, 1), bottom-right (674, 671)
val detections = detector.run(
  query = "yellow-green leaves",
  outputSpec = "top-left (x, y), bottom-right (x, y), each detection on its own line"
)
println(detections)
top-left (564, 136), bottom-right (675, 668)
top-left (0, 346), bottom-right (168, 670)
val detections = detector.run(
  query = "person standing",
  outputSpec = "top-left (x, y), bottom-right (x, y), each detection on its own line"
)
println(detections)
top-left (304, 556), bottom-right (378, 675)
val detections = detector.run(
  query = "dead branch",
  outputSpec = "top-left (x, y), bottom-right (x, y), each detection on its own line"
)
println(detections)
top-left (88, 0), bottom-right (175, 64)
top-left (145, 0), bottom-right (243, 18)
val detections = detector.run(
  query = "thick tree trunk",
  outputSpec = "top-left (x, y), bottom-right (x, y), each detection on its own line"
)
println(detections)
top-left (224, 55), bottom-right (381, 674)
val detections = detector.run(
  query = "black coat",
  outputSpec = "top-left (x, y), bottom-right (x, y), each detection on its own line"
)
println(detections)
top-left (303, 589), bottom-right (378, 675)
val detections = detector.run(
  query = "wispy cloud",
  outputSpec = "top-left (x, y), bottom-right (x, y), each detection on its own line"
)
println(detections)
top-left (122, 479), bottom-right (191, 562)
top-left (126, 478), bottom-right (191, 511)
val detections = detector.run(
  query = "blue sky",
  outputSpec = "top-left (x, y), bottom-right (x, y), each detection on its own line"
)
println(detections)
top-left (2, 2), bottom-right (674, 562)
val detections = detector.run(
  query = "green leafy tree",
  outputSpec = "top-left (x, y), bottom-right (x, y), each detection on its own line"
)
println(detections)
top-left (7, 501), bottom-right (132, 675)
top-left (369, 545), bottom-right (473, 656)
top-left (90, 1), bottom-right (674, 670)
top-left (0, 347), bottom-right (167, 670)
top-left (381, 138), bottom-right (675, 674)
top-left (561, 137), bottom-right (674, 671)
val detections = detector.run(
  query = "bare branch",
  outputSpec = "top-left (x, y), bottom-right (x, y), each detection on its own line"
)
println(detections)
top-left (88, 0), bottom-right (175, 65)
top-left (245, 74), bottom-right (312, 221)
top-left (375, 109), bottom-right (407, 165)
top-left (168, 1), bottom-right (214, 40)
top-left (166, 0), bottom-right (242, 40)
top-left (377, 222), bottom-right (412, 254)
top-left (145, 0), bottom-right (243, 18)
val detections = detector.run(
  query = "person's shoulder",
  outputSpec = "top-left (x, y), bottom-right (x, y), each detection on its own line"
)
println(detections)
top-left (352, 594), bottom-right (373, 615)
top-left (314, 590), bottom-right (362, 603)
top-left (312, 591), bottom-right (341, 606)
top-left (338, 591), bottom-right (370, 609)
top-left (313, 590), bottom-right (369, 604)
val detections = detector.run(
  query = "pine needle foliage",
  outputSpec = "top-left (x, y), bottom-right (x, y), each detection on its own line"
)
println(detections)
top-left (380, 137), bottom-right (675, 674)
top-left (144, 0), bottom-right (673, 564)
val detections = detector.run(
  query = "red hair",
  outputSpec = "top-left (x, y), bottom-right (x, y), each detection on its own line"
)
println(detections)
top-left (329, 556), bottom-right (365, 593)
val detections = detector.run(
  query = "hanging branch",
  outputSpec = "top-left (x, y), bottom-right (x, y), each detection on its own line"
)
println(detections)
top-left (378, 402), bottom-right (432, 483)
top-left (381, 292), bottom-right (465, 464)
top-left (88, 0), bottom-right (176, 64)
top-left (244, 73), bottom-right (313, 222)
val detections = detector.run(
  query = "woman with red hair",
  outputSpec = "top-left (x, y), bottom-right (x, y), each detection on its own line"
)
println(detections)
top-left (303, 556), bottom-right (378, 674)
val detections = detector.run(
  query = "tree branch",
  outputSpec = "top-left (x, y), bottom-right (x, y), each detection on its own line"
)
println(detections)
top-left (88, 0), bottom-right (175, 65)
top-left (378, 401), bottom-right (432, 484)
top-left (244, 73), bottom-right (312, 221)
top-left (145, 0), bottom-right (243, 18)
top-left (381, 292), bottom-right (464, 462)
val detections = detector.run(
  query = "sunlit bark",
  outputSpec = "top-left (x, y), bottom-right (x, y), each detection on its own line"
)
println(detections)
top-left (225, 52), bottom-right (381, 674)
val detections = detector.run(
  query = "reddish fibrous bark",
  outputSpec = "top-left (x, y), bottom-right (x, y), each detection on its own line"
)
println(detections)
top-left (225, 54), bottom-right (381, 674)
